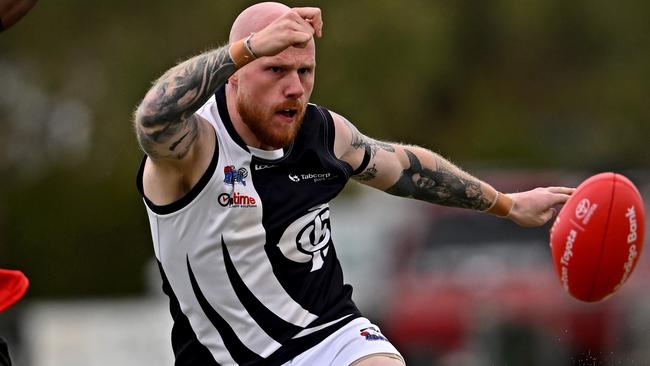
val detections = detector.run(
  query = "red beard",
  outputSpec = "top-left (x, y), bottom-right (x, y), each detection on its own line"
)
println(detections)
top-left (236, 96), bottom-right (306, 148)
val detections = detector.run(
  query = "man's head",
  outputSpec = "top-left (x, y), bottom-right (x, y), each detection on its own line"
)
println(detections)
top-left (227, 2), bottom-right (316, 149)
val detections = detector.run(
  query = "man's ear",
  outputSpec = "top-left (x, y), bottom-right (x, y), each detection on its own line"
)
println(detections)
top-left (228, 73), bottom-right (238, 87)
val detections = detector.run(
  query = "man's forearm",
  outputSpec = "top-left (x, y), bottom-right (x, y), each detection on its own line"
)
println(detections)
top-left (386, 147), bottom-right (495, 211)
top-left (134, 44), bottom-right (236, 158)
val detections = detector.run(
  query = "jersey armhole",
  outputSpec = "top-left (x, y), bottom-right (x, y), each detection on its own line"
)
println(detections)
top-left (317, 106), bottom-right (355, 178)
top-left (136, 127), bottom-right (220, 215)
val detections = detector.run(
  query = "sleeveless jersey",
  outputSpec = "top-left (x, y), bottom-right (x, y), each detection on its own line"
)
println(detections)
top-left (137, 86), bottom-right (363, 366)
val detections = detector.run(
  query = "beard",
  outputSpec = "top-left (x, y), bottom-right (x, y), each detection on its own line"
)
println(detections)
top-left (236, 93), bottom-right (306, 148)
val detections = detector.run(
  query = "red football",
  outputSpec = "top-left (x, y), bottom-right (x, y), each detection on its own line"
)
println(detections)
top-left (550, 172), bottom-right (645, 302)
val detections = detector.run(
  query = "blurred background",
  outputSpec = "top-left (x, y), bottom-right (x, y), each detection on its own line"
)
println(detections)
top-left (1, 0), bottom-right (649, 365)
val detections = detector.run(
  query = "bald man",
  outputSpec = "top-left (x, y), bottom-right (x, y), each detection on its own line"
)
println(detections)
top-left (134, 2), bottom-right (573, 365)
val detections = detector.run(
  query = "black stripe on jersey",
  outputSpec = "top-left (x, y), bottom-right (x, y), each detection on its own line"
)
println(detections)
top-left (215, 86), bottom-right (249, 152)
top-left (157, 261), bottom-right (221, 366)
top-left (221, 237), bottom-right (303, 343)
top-left (186, 255), bottom-right (264, 365)
top-left (136, 129), bottom-right (220, 215)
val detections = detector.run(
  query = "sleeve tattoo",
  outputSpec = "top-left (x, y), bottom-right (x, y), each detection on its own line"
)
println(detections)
top-left (386, 149), bottom-right (492, 210)
top-left (135, 44), bottom-right (237, 159)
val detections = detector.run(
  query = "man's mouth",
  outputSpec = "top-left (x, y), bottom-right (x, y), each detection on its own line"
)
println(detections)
top-left (277, 109), bottom-right (297, 118)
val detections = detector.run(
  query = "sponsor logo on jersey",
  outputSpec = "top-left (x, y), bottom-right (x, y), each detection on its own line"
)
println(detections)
top-left (254, 164), bottom-right (277, 170)
top-left (218, 192), bottom-right (257, 208)
top-left (360, 326), bottom-right (388, 342)
top-left (288, 172), bottom-right (336, 183)
top-left (277, 204), bottom-right (331, 271)
top-left (224, 165), bottom-right (248, 186)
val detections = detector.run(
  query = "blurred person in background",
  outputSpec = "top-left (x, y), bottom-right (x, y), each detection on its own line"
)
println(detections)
top-left (133, 2), bottom-right (573, 365)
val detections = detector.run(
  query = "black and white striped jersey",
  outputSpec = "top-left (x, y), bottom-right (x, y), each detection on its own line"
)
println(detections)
top-left (137, 86), bottom-right (362, 366)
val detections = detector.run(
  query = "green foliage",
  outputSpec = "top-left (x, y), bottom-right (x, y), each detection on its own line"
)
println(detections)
top-left (0, 0), bottom-right (648, 296)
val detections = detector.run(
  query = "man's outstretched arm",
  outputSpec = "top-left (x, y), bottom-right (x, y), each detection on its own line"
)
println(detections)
top-left (333, 113), bottom-right (573, 227)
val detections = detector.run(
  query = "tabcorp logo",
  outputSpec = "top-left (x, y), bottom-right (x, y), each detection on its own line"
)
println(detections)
top-left (224, 165), bottom-right (248, 186)
top-left (288, 172), bottom-right (335, 183)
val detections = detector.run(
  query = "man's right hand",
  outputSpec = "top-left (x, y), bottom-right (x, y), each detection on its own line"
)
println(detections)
top-left (248, 7), bottom-right (323, 57)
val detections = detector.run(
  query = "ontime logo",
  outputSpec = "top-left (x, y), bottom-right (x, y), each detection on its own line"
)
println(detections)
top-left (218, 192), bottom-right (257, 207)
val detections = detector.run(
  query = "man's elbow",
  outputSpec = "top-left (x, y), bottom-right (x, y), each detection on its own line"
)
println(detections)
top-left (133, 100), bottom-right (160, 129)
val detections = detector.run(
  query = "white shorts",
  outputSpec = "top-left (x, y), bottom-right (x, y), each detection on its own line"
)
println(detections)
top-left (284, 317), bottom-right (404, 366)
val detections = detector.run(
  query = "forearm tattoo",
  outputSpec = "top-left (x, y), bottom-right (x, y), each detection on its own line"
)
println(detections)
top-left (386, 149), bottom-right (492, 210)
top-left (135, 45), bottom-right (236, 159)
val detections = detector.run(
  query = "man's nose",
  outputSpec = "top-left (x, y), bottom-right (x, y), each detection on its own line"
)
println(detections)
top-left (283, 72), bottom-right (304, 99)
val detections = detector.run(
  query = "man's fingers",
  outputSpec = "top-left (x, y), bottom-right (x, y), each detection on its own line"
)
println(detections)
top-left (548, 186), bottom-right (576, 195)
top-left (292, 7), bottom-right (323, 37)
top-left (550, 193), bottom-right (572, 205)
top-left (541, 207), bottom-right (557, 223)
top-left (289, 30), bottom-right (314, 48)
top-left (546, 186), bottom-right (575, 205)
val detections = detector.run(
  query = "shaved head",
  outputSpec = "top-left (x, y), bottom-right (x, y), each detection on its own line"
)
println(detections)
top-left (226, 2), bottom-right (319, 149)
top-left (229, 2), bottom-right (291, 42)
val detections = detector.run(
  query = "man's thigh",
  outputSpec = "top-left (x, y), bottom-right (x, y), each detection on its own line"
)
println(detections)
top-left (351, 353), bottom-right (405, 366)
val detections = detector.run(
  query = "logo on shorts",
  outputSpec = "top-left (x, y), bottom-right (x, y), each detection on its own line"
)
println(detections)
top-left (360, 326), bottom-right (388, 342)
top-left (224, 165), bottom-right (248, 186)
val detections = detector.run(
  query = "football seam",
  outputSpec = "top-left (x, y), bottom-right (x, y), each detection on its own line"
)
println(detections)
top-left (586, 173), bottom-right (617, 301)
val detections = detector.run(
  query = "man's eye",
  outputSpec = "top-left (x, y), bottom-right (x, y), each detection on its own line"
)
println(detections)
top-left (298, 68), bottom-right (311, 75)
top-left (269, 67), bottom-right (282, 73)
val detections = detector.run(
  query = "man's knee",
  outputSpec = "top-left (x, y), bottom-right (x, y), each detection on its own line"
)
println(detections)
top-left (350, 353), bottom-right (405, 366)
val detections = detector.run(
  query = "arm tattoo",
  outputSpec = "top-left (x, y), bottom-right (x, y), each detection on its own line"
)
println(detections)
top-left (136, 114), bottom-right (200, 160)
top-left (135, 44), bottom-right (236, 159)
top-left (345, 119), bottom-right (395, 158)
top-left (355, 163), bottom-right (378, 182)
top-left (386, 149), bottom-right (492, 210)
